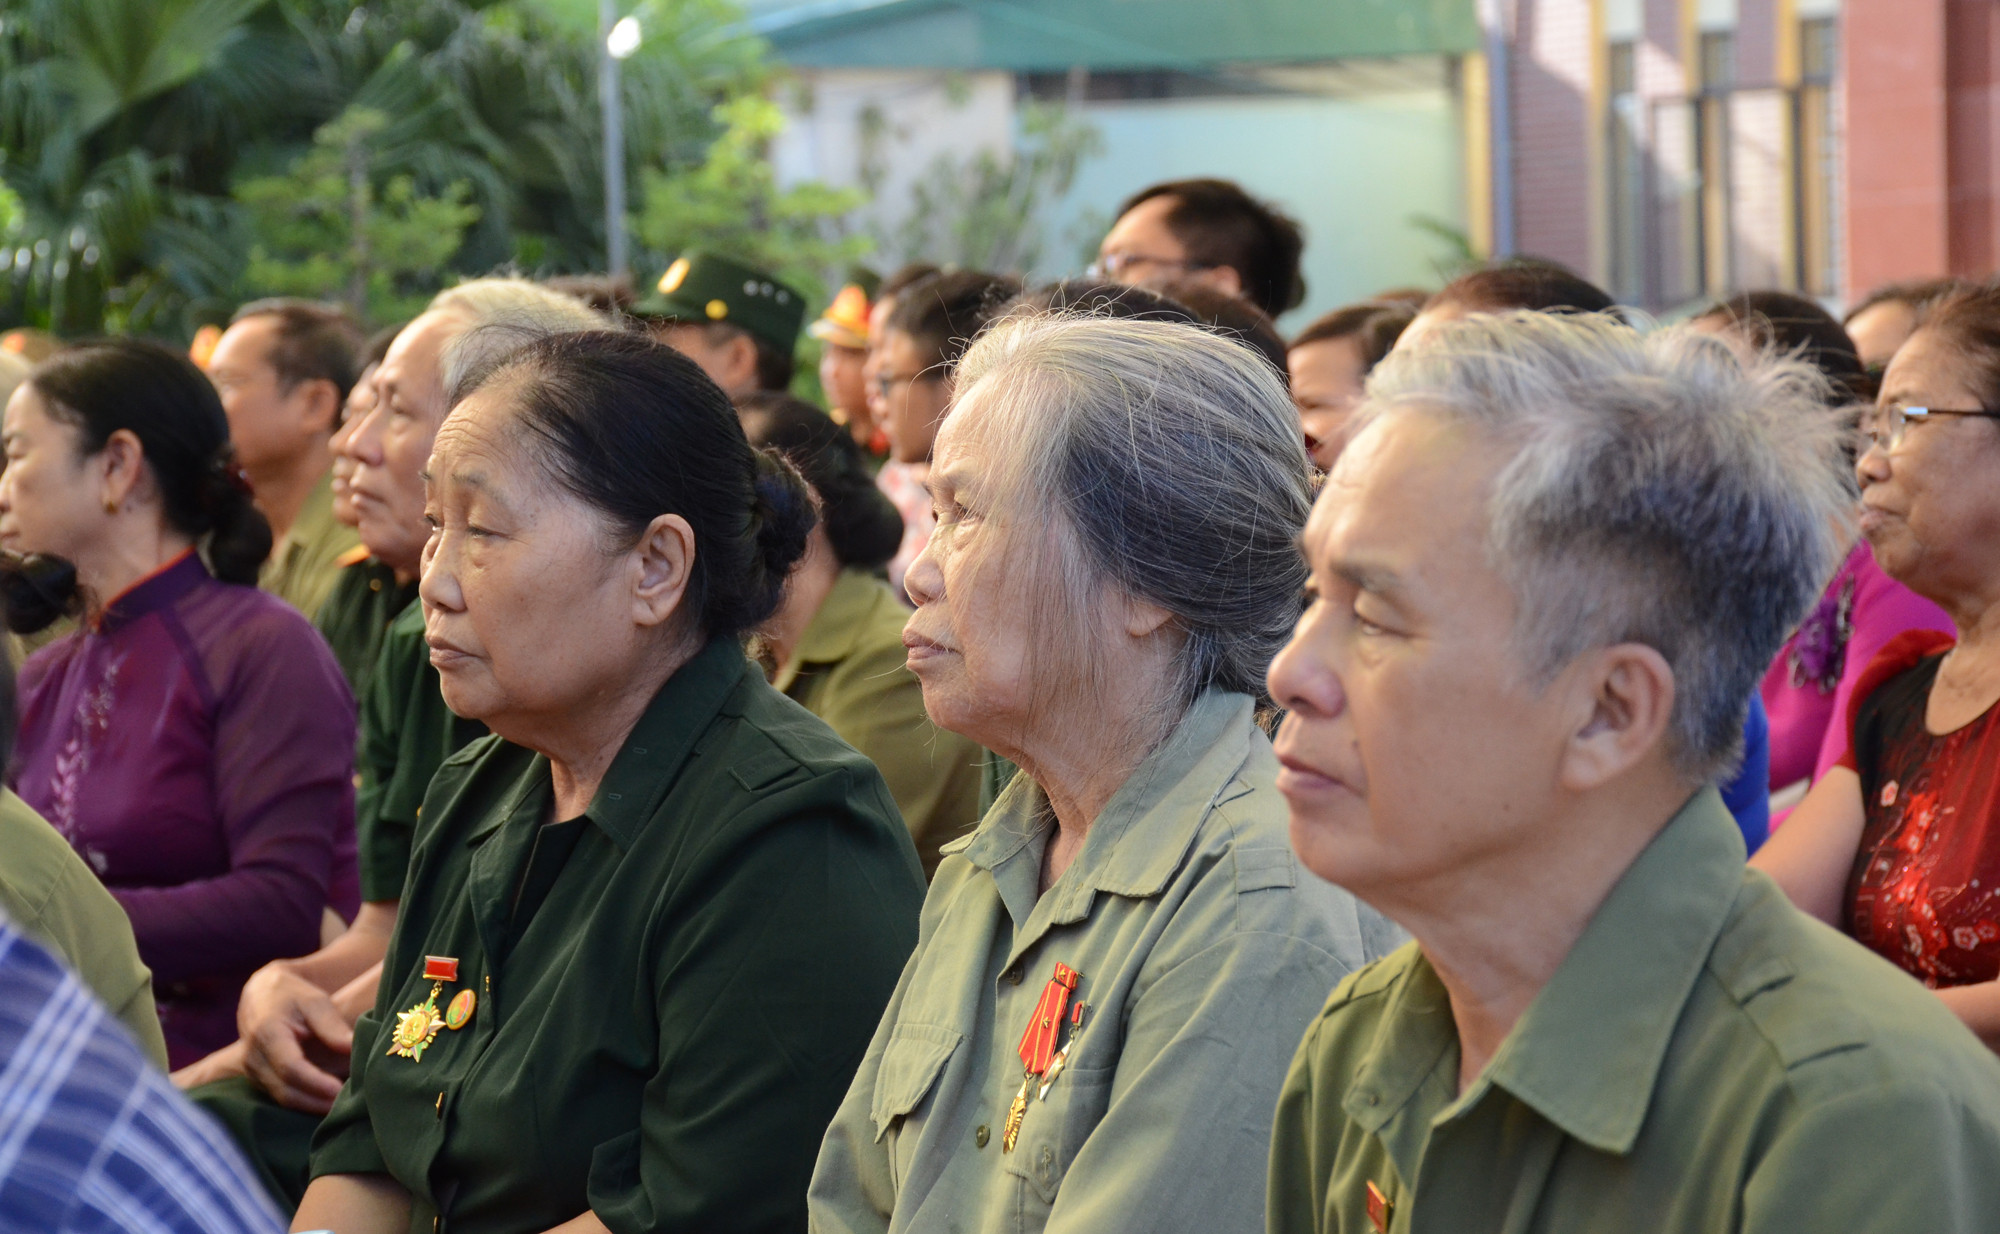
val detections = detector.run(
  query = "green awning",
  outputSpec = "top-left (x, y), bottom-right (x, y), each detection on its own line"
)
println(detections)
top-left (745, 0), bottom-right (1480, 71)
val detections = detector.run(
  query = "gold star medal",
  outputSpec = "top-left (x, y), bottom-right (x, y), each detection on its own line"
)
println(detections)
top-left (387, 956), bottom-right (460, 1061)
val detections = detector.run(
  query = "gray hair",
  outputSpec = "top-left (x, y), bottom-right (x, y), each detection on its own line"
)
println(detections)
top-left (428, 277), bottom-right (618, 402)
top-left (1354, 311), bottom-right (1851, 781)
top-left (950, 312), bottom-right (1313, 710)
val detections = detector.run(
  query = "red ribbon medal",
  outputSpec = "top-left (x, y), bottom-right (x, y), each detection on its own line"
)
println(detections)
top-left (423, 955), bottom-right (459, 982)
top-left (1016, 962), bottom-right (1077, 1075)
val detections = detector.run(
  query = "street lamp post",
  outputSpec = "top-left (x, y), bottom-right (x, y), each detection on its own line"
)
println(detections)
top-left (600, 2), bottom-right (641, 278)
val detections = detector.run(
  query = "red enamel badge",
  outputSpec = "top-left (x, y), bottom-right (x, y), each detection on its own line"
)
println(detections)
top-left (422, 955), bottom-right (460, 982)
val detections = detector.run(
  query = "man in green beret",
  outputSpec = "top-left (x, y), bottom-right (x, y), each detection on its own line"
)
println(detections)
top-left (634, 251), bottom-right (806, 399)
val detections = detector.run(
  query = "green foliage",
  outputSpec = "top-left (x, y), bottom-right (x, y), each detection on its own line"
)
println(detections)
top-left (633, 94), bottom-right (870, 305)
top-left (879, 102), bottom-right (1102, 275)
top-left (236, 108), bottom-right (481, 323)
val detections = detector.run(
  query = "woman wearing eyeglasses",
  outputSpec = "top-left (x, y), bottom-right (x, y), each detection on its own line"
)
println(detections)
top-left (1755, 284), bottom-right (2000, 1053)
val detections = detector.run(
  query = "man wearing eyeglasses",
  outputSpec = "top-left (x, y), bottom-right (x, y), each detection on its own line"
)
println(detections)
top-left (1091, 178), bottom-right (1307, 319)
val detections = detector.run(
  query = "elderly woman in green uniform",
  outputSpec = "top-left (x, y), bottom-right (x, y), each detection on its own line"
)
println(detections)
top-left (292, 331), bottom-right (924, 1234)
top-left (808, 314), bottom-right (1403, 1234)
top-left (739, 392), bottom-right (983, 877)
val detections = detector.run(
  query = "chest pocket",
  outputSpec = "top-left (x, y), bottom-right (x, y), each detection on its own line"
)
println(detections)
top-left (869, 1022), bottom-right (961, 1143)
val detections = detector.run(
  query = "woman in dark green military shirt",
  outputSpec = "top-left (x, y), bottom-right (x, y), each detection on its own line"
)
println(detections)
top-left (294, 331), bottom-right (925, 1234)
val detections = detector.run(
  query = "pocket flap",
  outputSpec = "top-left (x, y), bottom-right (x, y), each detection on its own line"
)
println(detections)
top-left (869, 1022), bottom-right (962, 1142)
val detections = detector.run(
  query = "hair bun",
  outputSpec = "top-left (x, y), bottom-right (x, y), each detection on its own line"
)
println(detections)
top-left (0, 553), bottom-right (81, 635)
top-left (749, 450), bottom-right (817, 584)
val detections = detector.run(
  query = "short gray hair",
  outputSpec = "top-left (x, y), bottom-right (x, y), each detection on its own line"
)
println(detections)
top-left (428, 277), bottom-right (617, 401)
top-left (950, 312), bottom-right (1313, 709)
top-left (1355, 311), bottom-right (1851, 781)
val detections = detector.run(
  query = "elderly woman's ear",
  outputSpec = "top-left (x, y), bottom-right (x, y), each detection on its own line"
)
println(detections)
top-left (629, 512), bottom-right (696, 629)
top-left (1118, 592), bottom-right (1176, 640)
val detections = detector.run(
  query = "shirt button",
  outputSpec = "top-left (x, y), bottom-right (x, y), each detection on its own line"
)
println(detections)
top-left (1367, 1093), bottom-right (1380, 1106)
top-left (975, 1125), bottom-right (990, 1148)
top-left (1005, 965), bottom-right (1023, 985)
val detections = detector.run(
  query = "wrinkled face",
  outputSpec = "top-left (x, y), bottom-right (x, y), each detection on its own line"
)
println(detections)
top-left (328, 362), bottom-right (377, 529)
top-left (1289, 334), bottom-right (1370, 469)
top-left (878, 329), bottom-right (952, 464)
top-left (346, 312), bottom-right (459, 573)
top-left (820, 343), bottom-right (870, 426)
top-left (419, 384), bottom-right (661, 734)
top-left (901, 391), bottom-right (1052, 751)
top-left (1847, 300), bottom-right (1919, 373)
top-left (0, 383), bottom-right (102, 562)
top-left (206, 315), bottom-right (324, 473)
top-left (1269, 411), bottom-right (1567, 902)
top-left (1860, 327), bottom-right (2000, 598)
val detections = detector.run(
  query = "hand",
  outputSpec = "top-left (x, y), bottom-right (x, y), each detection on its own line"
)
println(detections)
top-left (238, 963), bottom-right (355, 1114)
top-left (170, 1038), bottom-right (249, 1090)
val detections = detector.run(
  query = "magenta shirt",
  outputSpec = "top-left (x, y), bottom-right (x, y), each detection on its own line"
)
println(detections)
top-left (1760, 540), bottom-right (1954, 796)
top-left (12, 552), bottom-right (358, 1068)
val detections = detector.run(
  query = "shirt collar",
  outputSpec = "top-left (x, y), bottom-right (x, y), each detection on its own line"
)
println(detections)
top-left (959, 689), bottom-right (1258, 920)
top-left (93, 549), bottom-right (206, 633)
top-left (771, 569), bottom-right (888, 692)
top-left (465, 637), bottom-right (753, 852)
top-left (278, 470), bottom-right (339, 558)
top-left (1479, 786), bottom-right (1745, 1153)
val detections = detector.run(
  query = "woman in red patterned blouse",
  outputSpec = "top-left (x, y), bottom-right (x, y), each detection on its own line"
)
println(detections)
top-left (1755, 285), bottom-right (2000, 1052)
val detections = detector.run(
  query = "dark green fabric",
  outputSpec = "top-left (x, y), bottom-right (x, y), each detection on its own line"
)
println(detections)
top-left (310, 638), bottom-right (925, 1234)
top-left (313, 557), bottom-right (418, 699)
top-left (355, 599), bottom-right (486, 903)
top-left (188, 1078), bottom-right (320, 1213)
top-left (631, 249), bottom-right (807, 353)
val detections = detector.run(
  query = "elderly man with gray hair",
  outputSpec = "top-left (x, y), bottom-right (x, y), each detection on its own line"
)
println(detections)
top-left (1265, 312), bottom-right (2000, 1233)
top-left (179, 278), bottom-right (612, 1213)
top-left (809, 312), bottom-right (1402, 1234)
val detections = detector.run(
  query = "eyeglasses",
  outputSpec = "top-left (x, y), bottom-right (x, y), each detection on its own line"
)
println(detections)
top-left (1861, 404), bottom-right (2000, 452)
top-left (1084, 251), bottom-right (1213, 281)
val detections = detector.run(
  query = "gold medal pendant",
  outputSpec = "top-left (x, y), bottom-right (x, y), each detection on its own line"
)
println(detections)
top-left (388, 984), bottom-right (445, 1060)
top-left (1000, 1069), bottom-right (1031, 1153)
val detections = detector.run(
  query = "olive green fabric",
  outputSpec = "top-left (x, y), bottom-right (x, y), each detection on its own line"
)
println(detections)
top-left (808, 690), bottom-right (1404, 1234)
top-left (774, 569), bottom-right (980, 877)
top-left (313, 554), bottom-right (418, 698)
top-left (356, 599), bottom-right (487, 904)
top-left (190, 1076), bottom-right (320, 1211)
top-left (0, 787), bottom-right (167, 1069)
top-left (632, 249), bottom-right (807, 354)
top-left (1267, 788), bottom-right (2000, 1234)
top-left (259, 471), bottom-right (363, 621)
top-left (310, 638), bottom-right (925, 1234)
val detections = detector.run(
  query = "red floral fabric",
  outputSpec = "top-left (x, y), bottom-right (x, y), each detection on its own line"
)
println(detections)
top-left (1840, 630), bottom-right (2000, 986)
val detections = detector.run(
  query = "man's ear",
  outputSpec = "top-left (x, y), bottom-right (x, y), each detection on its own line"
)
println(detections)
top-left (632, 513), bottom-right (695, 628)
top-left (727, 333), bottom-right (762, 391)
top-left (1556, 642), bottom-right (1676, 792)
top-left (296, 377), bottom-right (342, 437)
top-left (1202, 265), bottom-right (1247, 301)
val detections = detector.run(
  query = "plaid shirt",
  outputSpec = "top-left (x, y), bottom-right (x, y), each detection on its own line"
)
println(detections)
top-left (0, 914), bottom-right (283, 1234)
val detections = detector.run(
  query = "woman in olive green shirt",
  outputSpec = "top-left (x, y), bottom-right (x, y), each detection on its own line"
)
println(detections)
top-left (740, 393), bottom-right (983, 877)
top-left (296, 331), bottom-right (925, 1233)
top-left (808, 314), bottom-right (1400, 1234)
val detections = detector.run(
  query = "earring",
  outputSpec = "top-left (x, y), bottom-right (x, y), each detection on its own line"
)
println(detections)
top-left (103, 499), bottom-right (116, 514)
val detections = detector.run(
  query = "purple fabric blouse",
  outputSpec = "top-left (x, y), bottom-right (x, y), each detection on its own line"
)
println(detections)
top-left (1760, 540), bottom-right (1955, 798)
top-left (11, 552), bottom-right (358, 1068)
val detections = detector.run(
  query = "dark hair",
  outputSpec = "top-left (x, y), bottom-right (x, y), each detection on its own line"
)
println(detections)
top-left (21, 340), bottom-right (271, 619)
top-left (228, 298), bottom-right (365, 403)
top-left (361, 321), bottom-right (406, 370)
top-left (1290, 300), bottom-right (1418, 375)
top-left (1845, 277), bottom-right (1971, 326)
top-left (878, 262), bottom-right (943, 303)
top-left (1912, 284), bottom-right (2000, 413)
top-left (1695, 291), bottom-right (1868, 403)
top-left (1008, 280), bottom-right (1201, 325)
top-left (736, 392), bottom-right (903, 571)
top-left (1154, 278), bottom-right (1291, 387)
top-left (885, 270), bottom-right (1024, 375)
top-left (461, 331), bottom-right (815, 640)
top-left (1429, 258), bottom-right (1616, 318)
top-left (540, 273), bottom-right (637, 317)
top-left (1118, 178), bottom-right (1307, 315)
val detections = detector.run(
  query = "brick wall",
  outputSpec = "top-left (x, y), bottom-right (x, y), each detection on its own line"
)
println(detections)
top-left (1509, 0), bottom-right (1596, 269)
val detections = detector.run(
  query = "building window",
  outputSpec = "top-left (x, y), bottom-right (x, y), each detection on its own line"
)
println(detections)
top-left (1696, 30), bottom-right (1736, 297)
top-left (1606, 42), bottom-right (1645, 302)
top-left (1795, 17), bottom-right (1841, 297)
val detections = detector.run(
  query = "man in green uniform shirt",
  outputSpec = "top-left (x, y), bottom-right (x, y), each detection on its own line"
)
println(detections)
top-left (1264, 312), bottom-right (2000, 1233)
top-left (206, 298), bottom-right (365, 620)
